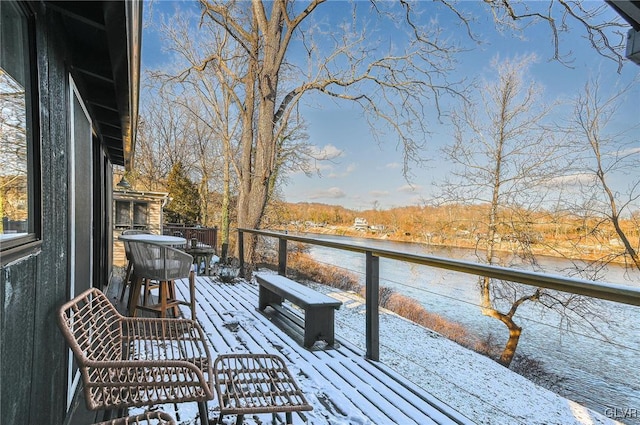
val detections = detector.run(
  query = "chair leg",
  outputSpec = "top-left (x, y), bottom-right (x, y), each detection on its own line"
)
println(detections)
top-left (120, 260), bottom-right (133, 302)
top-left (189, 270), bottom-right (196, 320)
top-left (198, 400), bottom-right (209, 425)
top-left (129, 275), bottom-right (143, 317)
top-left (160, 280), bottom-right (168, 318)
top-left (102, 409), bottom-right (113, 421)
top-left (168, 280), bottom-right (180, 317)
top-left (174, 403), bottom-right (181, 421)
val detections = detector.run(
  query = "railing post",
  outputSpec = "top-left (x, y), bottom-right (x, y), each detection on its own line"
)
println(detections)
top-left (238, 229), bottom-right (244, 278)
top-left (278, 238), bottom-right (287, 276)
top-left (366, 250), bottom-right (380, 361)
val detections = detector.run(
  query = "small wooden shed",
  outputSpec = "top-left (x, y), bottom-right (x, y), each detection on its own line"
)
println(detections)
top-left (113, 189), bottom-right (168, 267)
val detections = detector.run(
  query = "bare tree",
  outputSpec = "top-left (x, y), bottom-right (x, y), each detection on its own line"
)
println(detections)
top-left (144, 0), bottom-right (628, 270)
top-left (152, 9), bottom-right (317, 258)
top-left (563, 77), bottom-right (640, 271)
top-left (441, 55), bottom-right (567, 366)
top-left (179, 0), bottom-right (470, 265)
top-left (482, 0), bottom-right (628, 71)
top-left (133, 85), bottom-right (198, 191)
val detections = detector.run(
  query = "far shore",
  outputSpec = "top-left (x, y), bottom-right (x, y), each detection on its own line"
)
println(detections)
top-left (275, 224), bottom-right (635, 268)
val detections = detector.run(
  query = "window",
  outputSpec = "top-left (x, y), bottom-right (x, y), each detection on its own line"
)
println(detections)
top-left (0, 1), bottom-right (39, 255)
top-left (115, 200), bottom-right (149, 230)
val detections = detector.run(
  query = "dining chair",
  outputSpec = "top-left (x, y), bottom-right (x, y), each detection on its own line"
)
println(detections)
top-left (127, 240), bottom-right (196, 319)
top-left (119, 229), bottom-right (150, 304)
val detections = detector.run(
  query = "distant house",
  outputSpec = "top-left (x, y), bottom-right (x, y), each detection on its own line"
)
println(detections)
top-left (354, 217), bottom-right (369, 231)
top-left (370, 224), bottom-right (386, 233)
top-left (0, 1), bottom-right (141, 423)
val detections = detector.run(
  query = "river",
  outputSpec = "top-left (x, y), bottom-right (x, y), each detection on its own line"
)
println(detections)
top-left (301, 233), bottom-right (640, 423)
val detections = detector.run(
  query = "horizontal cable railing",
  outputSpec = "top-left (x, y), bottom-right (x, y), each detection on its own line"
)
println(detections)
top-left (300, 254), bottom-right (638, 416)
top-left (239, 228), bottom-right (640, 307)
top-left (239, 228), bottom-right (640, 422)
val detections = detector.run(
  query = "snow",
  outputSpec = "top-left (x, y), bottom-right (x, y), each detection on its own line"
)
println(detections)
top-left (130, 274), bottom-right (626, 425)
top-left (314, 288), bottom-right (623, 425)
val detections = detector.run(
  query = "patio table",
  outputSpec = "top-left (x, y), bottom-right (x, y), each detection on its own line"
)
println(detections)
top-left (119, 233), bottom-right (186, 247)
top-left (185, 243), bottom-right (217, 275)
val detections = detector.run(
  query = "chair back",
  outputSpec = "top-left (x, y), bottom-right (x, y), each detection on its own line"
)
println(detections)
top-left (122, 230), bottom-right (149, 261)
top-left (122, 229), bottom-right (149, 235)
top-left (128, 241), bottom-right (193, 281)
top-left (57, 288), bottom-right (123, 364)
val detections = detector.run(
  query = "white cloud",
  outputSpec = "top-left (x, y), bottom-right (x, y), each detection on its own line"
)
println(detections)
top-left (618, 147), bottom-right (640, 156)
top-left (309, 144), bottom-right (344, 160)
top-left (308, 187), bottom-right (347, 199)
top-left (544, 174), bottom-right (596, 186)
top-left (369, 190), bottom-right (390, 197)
top-left (300, 144), bottom-right (346, 175)
top-left (398, 184), bottom-right (422, 193)
top-left (329, 162), bottom-right (358, 178)
top-left (385, 162), bottom-right (402, 169)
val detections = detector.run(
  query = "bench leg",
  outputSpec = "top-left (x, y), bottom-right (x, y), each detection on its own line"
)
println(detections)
top-left (259, 286), bottom-right (283, 310)
top-left (304, 307), bottom-right (336, 348)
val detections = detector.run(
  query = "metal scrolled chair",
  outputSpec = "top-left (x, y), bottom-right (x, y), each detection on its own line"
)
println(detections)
top-left (92, 411), bottom-right (177, 425)
top-left (58, 288), bottom-right (214, 422)
top-left (127, 241), bottom-right (196, 319)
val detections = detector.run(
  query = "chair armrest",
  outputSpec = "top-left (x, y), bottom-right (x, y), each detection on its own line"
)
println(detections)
top-left (81, 357), bottom-right (214, 410)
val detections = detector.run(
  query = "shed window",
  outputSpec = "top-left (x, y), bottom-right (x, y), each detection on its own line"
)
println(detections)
top-left (115, 200), bottom-right (149, 230)
top-left (0, 1), bottom-right (40, 256)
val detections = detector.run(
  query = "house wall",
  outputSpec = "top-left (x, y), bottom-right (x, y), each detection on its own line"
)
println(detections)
top-left (1, 3), bottom-right (115, 424)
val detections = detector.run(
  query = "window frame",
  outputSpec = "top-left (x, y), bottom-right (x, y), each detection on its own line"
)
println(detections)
top-left (114, 200), bottom-right (149, 231)
top-left (0, 1), bottom-right (42, 265)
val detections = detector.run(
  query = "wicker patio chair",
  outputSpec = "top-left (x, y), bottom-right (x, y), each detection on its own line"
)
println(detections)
top-left (127, 241), bottom-right (196, 319)
top-left (58, 288), bottom-right (214, 422)
top-left (93, 411), bottom-right (177, 425)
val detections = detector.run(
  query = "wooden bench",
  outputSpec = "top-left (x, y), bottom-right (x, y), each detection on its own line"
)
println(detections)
top-left (256, 273), bottom-right (342, 348)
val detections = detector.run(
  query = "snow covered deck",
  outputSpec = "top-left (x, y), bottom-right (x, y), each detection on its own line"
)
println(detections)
top-left (75, 273), bottom-right (625, 425)
top-left (171, 275), bottom-right (471, 425)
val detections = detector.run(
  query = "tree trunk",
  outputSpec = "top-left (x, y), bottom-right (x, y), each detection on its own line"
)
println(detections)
top-left (221, 155), bottom-right (230, 261)
top-left (480, 291), bottom-right (522, 367)
top-left (499, 318), bottom-right (522, 367)
top-left (599, 170), bottom-right (640, 271)
top-left (234, 4), bottom-right (285, 271)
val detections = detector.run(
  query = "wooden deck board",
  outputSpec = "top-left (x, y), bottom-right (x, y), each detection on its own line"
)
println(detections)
top-left (70, 274), bottom-right (470, 425)
top-left (173, 275), bottom-right (471, 425)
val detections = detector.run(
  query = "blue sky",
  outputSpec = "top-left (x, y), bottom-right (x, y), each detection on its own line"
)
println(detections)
top-left (142, 1), bottom-right (639, 211)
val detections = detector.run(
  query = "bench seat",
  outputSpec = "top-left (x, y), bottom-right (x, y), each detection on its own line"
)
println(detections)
top-left (256, 273), bottom-right (342, 347)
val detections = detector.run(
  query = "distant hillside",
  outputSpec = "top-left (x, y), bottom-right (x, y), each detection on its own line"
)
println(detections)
top-left (266, 201), bottom-right (639, 263)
